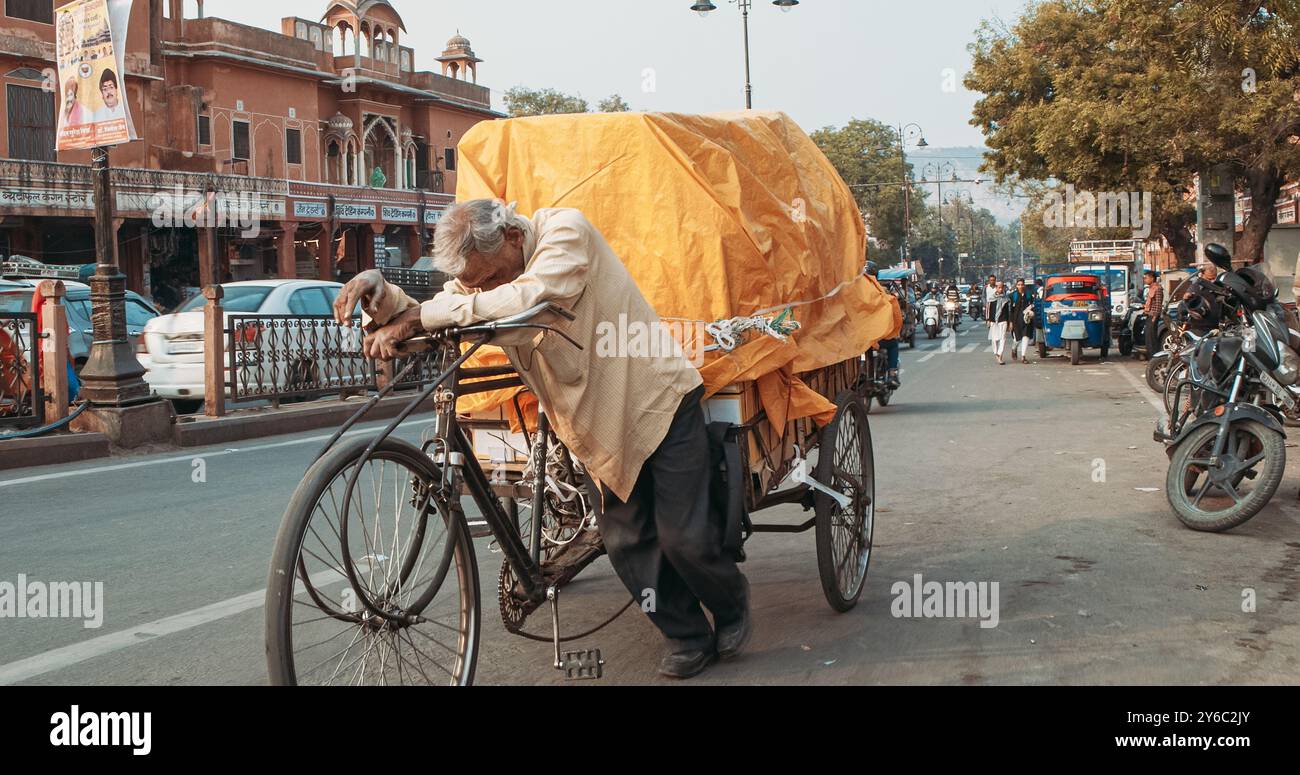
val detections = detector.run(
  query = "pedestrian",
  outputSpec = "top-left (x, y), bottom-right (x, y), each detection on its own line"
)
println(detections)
top-left (1142, 269), bottom-right (1164, 360)
top-left (983, 274), bottom-right (998, 319)
top-left (1008, 277), bottom-right (1035, 364)
top-left (987, 280), bottom-right (1012, 364)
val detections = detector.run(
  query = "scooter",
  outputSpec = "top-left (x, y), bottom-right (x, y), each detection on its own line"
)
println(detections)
top-left (968, 294), bottom-right (983, 320)
top-left (921, 297), bottom-right (942, 339)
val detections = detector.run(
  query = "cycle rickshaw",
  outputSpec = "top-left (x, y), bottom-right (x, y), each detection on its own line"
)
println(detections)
top-left (264, 111), bottom-right (900, 685)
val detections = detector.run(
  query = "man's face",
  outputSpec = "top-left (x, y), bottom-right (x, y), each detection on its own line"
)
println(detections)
top-left (988, 276), bottom-right (996, 286)
top-left (100, 79), bottom-right (118, 109)
top-left (1016, 280), bottom-right (1025, 294)
top-left (996, 283), bottom-right (1006, 295)
top-left (456, 228), bottom-right (527, 290)
top-left (1200, 265), bottom-right (1217, 281)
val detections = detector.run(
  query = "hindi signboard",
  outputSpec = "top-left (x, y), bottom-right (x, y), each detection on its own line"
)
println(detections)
top-left (55, 0), bottom-right (138, 151)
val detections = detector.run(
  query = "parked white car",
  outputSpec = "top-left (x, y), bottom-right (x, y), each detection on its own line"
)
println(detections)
top-left (138, 279), bottom-right (363, 412)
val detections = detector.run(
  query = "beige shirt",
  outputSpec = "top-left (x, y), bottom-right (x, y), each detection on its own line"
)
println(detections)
top-left (366, 207), bottom-right (703, 501)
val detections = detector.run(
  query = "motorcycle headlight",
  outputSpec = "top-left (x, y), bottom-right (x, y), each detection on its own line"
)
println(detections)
top-left (944, 302), bottom-right (956, 310)
top-left (1089, 310), bottom-right (1105, 322)
top-left (1048, 312), bottom-right (1061, 324)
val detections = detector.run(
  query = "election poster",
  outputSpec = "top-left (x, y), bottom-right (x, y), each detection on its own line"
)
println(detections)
top-left (55, 0), bottom-right (137, 151)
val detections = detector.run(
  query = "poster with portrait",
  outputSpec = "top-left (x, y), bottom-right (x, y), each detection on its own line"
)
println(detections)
top-left (55, 0), bottom-right (137, 151)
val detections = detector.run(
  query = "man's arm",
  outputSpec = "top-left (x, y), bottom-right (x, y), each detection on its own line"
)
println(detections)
top-left (417, 217), bottom-right (590, 333)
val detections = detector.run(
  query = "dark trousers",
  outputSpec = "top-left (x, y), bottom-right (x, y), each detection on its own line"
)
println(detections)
top-left (1145, 312), bottom-right (1160, 356)
top-left (598, 384), bottom-right (748, 652)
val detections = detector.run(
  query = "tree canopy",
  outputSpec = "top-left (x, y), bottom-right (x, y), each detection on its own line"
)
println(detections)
top-left (967, 0), bottom-right (1300, 265)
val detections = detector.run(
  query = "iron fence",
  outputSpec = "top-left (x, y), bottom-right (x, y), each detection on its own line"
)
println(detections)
top-left (0, 313), bottom-right (44, 429)
top-left (224, 314), bottom-right (446, 404)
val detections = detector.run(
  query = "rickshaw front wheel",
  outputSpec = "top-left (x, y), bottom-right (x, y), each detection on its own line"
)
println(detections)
top-left (1069, 339), bottom-right (1082, 365)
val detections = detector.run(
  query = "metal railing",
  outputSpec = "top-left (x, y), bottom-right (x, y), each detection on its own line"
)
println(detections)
top-left (223, 312), bottom-right (444, 406)
top-left (227, 314), bottom-right (373, 404)
top-left (0, 313), bottom-right (44, 430)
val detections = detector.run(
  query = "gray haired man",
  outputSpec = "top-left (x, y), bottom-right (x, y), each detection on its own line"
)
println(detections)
top-left (334, 200), bottom-right (751, 678)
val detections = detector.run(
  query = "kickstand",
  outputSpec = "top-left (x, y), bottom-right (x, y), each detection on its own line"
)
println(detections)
top-left (548, 586), bottom-right (605, 680)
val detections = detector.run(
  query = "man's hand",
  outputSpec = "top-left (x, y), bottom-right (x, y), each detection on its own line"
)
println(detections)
top-left (334, 269), bottom-right (385, 326)
top-left (363, 307), bottom-right (424, 360)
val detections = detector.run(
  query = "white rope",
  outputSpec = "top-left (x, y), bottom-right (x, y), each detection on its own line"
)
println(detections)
top-left (703, 313), bottom-right (802, 353)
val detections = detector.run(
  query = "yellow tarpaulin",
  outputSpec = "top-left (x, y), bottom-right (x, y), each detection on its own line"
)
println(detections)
top-left (454, 110), bottom-right (900, 428)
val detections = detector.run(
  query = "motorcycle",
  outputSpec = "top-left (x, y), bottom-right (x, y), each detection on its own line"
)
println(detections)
top-left (1155, 244), bottom-right (1295, 532)
top-left (921, 296), bottom-right (942, 339)
top-left (968, 294), bottom-right (984, 320)
top-left (943, 298), bottom-right (962, 332)
top-left (858, 343), bottom-right (896, 412)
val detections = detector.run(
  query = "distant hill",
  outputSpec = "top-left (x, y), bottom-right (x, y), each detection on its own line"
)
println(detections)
top-left (907, 145), bottom-right (1026, 225)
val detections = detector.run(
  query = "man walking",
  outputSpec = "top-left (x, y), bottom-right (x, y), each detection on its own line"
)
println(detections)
top-left (1008, 277), bottom-right (1035, 364)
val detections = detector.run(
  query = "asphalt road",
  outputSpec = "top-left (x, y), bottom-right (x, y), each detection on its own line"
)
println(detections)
top-left (3, 320), bottom-right (1299, 685)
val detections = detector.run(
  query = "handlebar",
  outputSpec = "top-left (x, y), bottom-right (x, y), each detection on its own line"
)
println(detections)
top-left (392, 301), bottom-right (582, 356)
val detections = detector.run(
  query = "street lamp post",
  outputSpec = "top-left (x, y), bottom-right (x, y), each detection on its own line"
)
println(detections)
top-left (895, 123), bottom-right (926, 265)
top-left (691, 0), bottom-right (800, 109)
top-left (944, 189), bottom-right (975, 279)
top-left (921, 161), bottom-right (954, 277)
top-left (78, 146), bottom-right (149, 406)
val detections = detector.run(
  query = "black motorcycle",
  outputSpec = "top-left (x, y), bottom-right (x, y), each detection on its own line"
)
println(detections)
top-left (858, 345), bottom-right (896, 412)
top-left (1156, 244), bottom-right (1296, 532)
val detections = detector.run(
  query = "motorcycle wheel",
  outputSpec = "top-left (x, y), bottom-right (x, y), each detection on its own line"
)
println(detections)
top-left (1166, 419), bottom-right (1285, 532)
top-left (1145, 352), bottom-right (1170, 393)
top-left (1069, 339), bottom-right (1082, 365)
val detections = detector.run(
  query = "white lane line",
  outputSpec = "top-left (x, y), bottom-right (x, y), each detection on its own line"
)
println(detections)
top-left (0, 570), bottom-right (345, 685)
top-left (1110, 360), bottom-right (1166, 420)
top-left (918, 351), bottom-right (939, 363)
top-left (0, 417), bottom-right (437, 489)
top-left (961, 344), bottom-right (978, 353)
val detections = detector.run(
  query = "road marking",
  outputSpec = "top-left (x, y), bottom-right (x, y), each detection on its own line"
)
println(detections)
top-left (0, 570), bottom-right (345, 685)
top-left (918, 351), bottom-right (938, 363)
top-left (1111, 360), bottom-right (1166, 420)
top-left (961, 344), bottom-right (978, 353)
top-left (0, 417), bottom-right (438, 489)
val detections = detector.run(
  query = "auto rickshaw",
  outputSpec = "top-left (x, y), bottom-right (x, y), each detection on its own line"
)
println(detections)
top-left (879, 267), bottom-right (917, 347)
top-left (1035, 272), bottom-right (1114, 364)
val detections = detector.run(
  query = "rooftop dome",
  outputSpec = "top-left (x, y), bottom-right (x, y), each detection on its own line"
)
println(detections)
top-left (445, 32), bottom-right (472, 52)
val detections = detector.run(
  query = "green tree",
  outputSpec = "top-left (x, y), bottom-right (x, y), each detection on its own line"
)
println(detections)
top-left (503, 86), bottom-right (589, 117)
top-left (811, 119), bottom-right (918, 260)
top-left (597, 94), bottom-right (631, 113)
top-left (967, 0), bottom-right (1300, 265)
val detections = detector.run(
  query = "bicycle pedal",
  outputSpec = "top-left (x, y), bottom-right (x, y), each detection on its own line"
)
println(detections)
top-left (559, 648), bottom-right (604, 680)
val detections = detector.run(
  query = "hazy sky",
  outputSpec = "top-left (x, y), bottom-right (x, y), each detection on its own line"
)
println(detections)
top-left (199, 0), bottom-right (1032, 148)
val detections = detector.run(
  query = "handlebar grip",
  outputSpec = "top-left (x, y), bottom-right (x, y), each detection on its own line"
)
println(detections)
top-left (393, 336), bottom-right (435, 356)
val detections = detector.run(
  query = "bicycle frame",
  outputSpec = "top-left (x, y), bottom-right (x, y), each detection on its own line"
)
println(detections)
top-left (313, 307), bottom-right (579, 627)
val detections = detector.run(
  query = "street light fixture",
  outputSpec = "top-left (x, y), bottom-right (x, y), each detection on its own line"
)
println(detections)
top-left (690, 0), bottom-right (800, 108)
top-left (896, 123), bottom-right (926, 264)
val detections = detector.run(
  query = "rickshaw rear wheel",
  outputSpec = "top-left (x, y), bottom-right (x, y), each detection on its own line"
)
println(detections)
top-left (814, 393), bottom-right (875, 612)
top-left (1069, 339), bottom-right (1082, 365)
top-left (1119, 336), bottom-right (1133, 357)
top-left (1037, 341), bottom-right (1048, 360)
